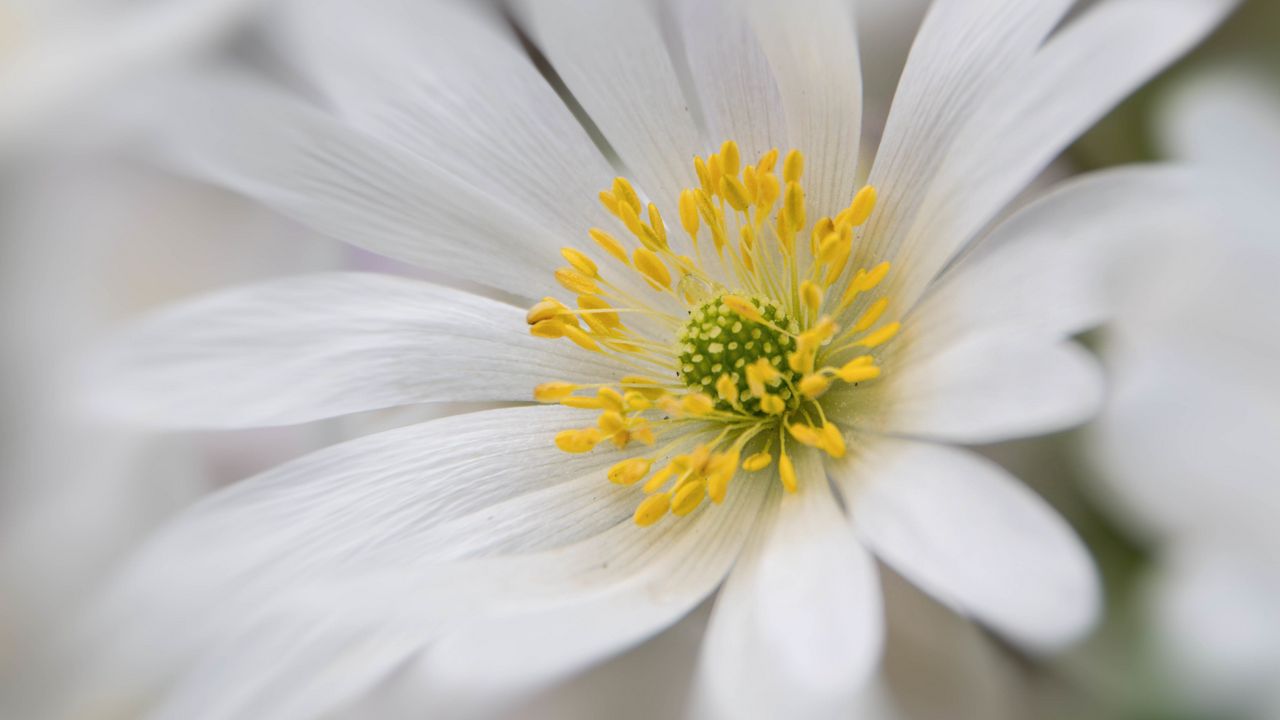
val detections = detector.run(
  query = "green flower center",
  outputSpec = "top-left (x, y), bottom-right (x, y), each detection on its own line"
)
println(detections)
top-left (676, 294), bottom-right (800, 416)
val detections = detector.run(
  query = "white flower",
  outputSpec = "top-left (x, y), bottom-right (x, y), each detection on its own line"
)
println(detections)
top-left (1088, 69), bottom-right (1280, 719)
top-left (74, 0), bottom-right (1233, 717)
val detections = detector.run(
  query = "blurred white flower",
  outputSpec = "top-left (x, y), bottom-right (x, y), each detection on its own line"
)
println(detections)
top-left (71, 0), bottom-right (1231, 718)
top-left (1088, 69), bottom-right (1280, 719)
top-left (0, 0), bottom-right (266, 150)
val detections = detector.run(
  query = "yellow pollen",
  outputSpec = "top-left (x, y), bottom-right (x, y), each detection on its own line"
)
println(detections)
top-left (527, 142), bottom-right (903, 525)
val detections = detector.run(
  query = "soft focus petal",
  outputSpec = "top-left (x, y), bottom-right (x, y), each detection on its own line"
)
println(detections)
top-left (696, 450), bottom-right (882, 719)
top-left (515, 0), bottom-right (703, 209)
top-left (133, 74), bottom-right (567, 299)
top-left (887, 0), bottom-right (1235, 306)
top-left (836, 439), bottom-right (1100, 651)
top-left (86, 273), bottom-right (622, 428)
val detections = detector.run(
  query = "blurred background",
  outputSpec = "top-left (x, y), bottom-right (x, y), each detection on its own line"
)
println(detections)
top-left (2, 1), bottom-right (1277, 718)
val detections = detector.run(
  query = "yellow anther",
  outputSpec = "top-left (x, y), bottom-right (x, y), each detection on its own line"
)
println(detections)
top-left (612, 177), bottom-right (642, 215)
top-left (720, 175), bottom-right (751, 212)
top-left (694, 155), bottom-right (712, 193)
top-left (555, 428), bottom-right (603, 454)
top-left (837, 361), bottom-right (881, 384)
top-left (632, 423), bottom-right (656, 445)
top-left (719, 140), bottom-right (741, 177)
top-left (742, 165), bottom-right (759, 204)
top-left (598, 410), bottom-right (626, 436)
top-left (722, 295), bottom-right (764, 323)
top-left (705, 452), bottom-right (738, 504)
top-left (707, 153), bottom-right (724, 193)
top-left (822, 422), bottom-right (847, 458)
top-left (779, 452), bottom-right (798, 493)
top-left (617, 201), bottom-right (649, 241)
top-left (857, 261), bottom-right (891, 292)
top-left (598, 190), bottom-right (619, 215)
top-left (783, 149), bottom-right (804, 184)
top-left (534, 381), bottom-right (577, 402)
top-left (643, 463), bottom-right (677, 494)
top-left (760, 394), bottom-right (785, 415)
top-left (560, 247), bottom-right (598, 278)
top-left (844, 185), bottom-right (878, 227)
top-left (799, 373), bottom-right (831, 399)
top-left (811, 217), bottom-right (835, 253)
top-left (678, 189), bottom-right (700, 238)
top-left (633, 247), bottom-right (672, 289)
top-left (787, 422), bottom-right (826, 449)
top-left (556, 267), bottom-right (598, 294)
top-left (853, 298), bottom-right (889, 332)
top-left (757, 148), bottom-right (779, 174)
top-left (623, 391), bottom-right (651, 411)
top-left (757, 172), bottom-right (781, 208)
top-left (526, 299), bottom-right (563, 325)
top-left (578, 295), bottom-right (621, 330)
top-left (530, 319), bottom-right (567, 338)
top-left (739, 235), bottom-right (755, 273)
top-left (588, 228), bottom-right (630, 264)
top-left (608, 458), bottom-right (653, 485)
top-left (634, 492), bottom-right (671, 526)
top-left (715, 374), bottom-right (740, 407)
top-left (681, 393), bottom-right (715, 415)
top-left (561, 395), bottom-right (605, 409)
top-left (598, 386), bottom-right (625, 413)
top-left (562, 324), bottom-right (600, 352)
top-left (647, 203), bottom-right (668, 248)
top-left (784, 181), bottom-right (806, 233)
top-left (671, 481), bottom-right (707, 516)
top-left (858, 321), bottom-right (901, 348)
top-left (742, 452), bottom-right (773, 471)
top-left (800, 280), bottom-right (823, 316)
top-left (622, 376), bottom-right (667, 400)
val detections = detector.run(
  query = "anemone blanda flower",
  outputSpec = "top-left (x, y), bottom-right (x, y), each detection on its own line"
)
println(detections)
top-left (1088, 70), bottom-right (1280, 719)
top-left (76, 0), bottom-right (1233, 717)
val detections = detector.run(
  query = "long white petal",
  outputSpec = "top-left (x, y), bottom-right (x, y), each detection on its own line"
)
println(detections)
top-left (696, 450), bottom-right (882, 719)
top-left (911, 166), bottom-right (1202, 343)
top-left (85, 273), bottom-right (622, 428)
top-left (267, 0), bottom-right (617, 259)
top-left (835, 439), bottom-right (1100, 651)
top-left (404, 475), bottom-right (770, 718)
top-left (136, 73), bottom-right (566, 299)
top-left (674, 0), bottom-right (786, 161)
top-left (515, 0), bottom-right (704, 211)
top-left (859, 0), bottom-right (1073, 270)
top-left (885, 0), bottom-right (1234, 306)
top-left (836, 332), bottom-right (1102, 444)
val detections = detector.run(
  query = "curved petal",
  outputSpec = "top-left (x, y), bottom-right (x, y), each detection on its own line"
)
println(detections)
top-left (267, 0), bottom-right (618, 254)
top-left (136, 73), bottom-right (566, 300)
top-left (835, 332), bottom-right (1103, 445)
top-left (515, 0), bottom-right (704, 210)
top-left (858, 0), bottom-right (1073, 271)
top-left (85, 273), bottom-right (624, 428)
top-left (910, 166), bottom-right (1202, 343)
top-left (674, 0), bottom-right (786, 161)
top-left (835, 438), bottom-right (1100, 651)
top-left (406, 474), bottom-right (770, 717)
top-left (885, 0), bottom-right (1234, 307)
top-left (695, 450), bottom-right (882, 719)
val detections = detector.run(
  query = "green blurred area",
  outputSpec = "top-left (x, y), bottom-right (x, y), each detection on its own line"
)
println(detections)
top-left (1071, 0), bottom-right (1280, 168)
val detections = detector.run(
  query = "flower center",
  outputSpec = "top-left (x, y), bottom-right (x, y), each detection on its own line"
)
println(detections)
top-left (527, 141), bottom-right (903, 526)
top-left (678, 294), bottom-right (799, 416)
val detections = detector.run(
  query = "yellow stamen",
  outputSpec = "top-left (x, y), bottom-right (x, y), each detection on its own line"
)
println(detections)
top-left (742, 452), bottom-right (773, 471)
top-left (560, 247), bottom-right (598, 278)
top-left (588, 228), bottom-right (630, 264)
top-left (609, 458), bottom-right (653, 485)
top-left (534, 382), bottom-right (577, 402)
top-left (633, 247), bottom-right (672, 289)
top-left (779, 451), bottom-right (798, 493)
top-left (556, 428), bottom-right (603, 454)
top-left (634, 492), bottom-right (671, 526)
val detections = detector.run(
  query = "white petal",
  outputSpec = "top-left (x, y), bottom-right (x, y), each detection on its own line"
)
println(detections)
top-left (515, 0), bottom-right (704, 210)
top-left (137, 73), bottom-right (567, 299)
top-left (883, 0), bottom-right (1234, 306)
top-left (405, 473), bottom-right (772, 717)
top-left (696, 450), bottom-right (882, 719)
top-left (859, 0), bottom-right (1073, 271)
top-left (910, 166), bottom-right (1202, 343)
top-left (85, 273), bottom-right (622, 428)
top-left (740, 0), bottom-right (863, 218)
top-left (674, 0), bottom-right (786, 161)
top-left (268, 0), bottom-right (618, 257)
top-left (1159, 69), bottom-right (1280, 174)
top-left (837, 332), bottom-right (1102, 444)
top-left (836, 439), bottom-right (1100, 651)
